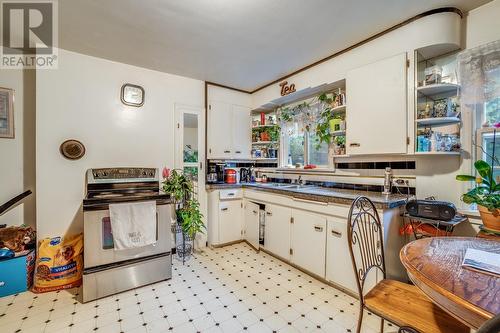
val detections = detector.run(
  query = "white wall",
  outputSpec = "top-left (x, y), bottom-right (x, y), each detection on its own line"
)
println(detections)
top-left (36, 49), bottom-right (204, 238)
top-left (208, 85), bottom-right (252, 107)
top-left (0, 65), bottom-right (36, 228)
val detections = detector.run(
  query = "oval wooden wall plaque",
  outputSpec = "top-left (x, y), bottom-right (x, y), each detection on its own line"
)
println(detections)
top-left (60, 139), bottom-right (86, 160)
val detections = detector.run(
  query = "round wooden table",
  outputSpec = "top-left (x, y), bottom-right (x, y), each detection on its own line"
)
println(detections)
top-left (400, 237), bottom-right (500, 330)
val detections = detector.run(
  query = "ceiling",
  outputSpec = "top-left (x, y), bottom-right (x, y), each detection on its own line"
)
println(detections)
top-left (59, 0), bottom-right (490, 92)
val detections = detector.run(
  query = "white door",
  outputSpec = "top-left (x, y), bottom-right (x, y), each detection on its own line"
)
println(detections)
top-left (326, 217), bottom-right (358, 294)
top-left (232, 105), bottom-right (252, 159)
top-left (264, 204), bottom-right (291, 260)
top-left (244, 200), bottom-right (260, 250)
top-left (208, 101), bottom-right (233, 159)
top-left (174, 104), bottom-right (206, 247)
top-left (219, 200), bottom-right (243, 244)
top-left (291, 209), bottom-right (327, 277)
top-left (346, 53), bottom-right (407, 155)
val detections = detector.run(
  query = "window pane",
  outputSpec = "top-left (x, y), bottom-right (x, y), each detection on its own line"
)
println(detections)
top-left (286, 123), bottom-right (305, 166)
top-left (482, 131), bottom-right (500, 182)
top-left (308, 133), bottom-right (329, 166)
top-left (485, 97), bottom-right (500, 125)
top-left (183, 114), bottom-right (198, 162)
top-left (183, 166), bottom-right (198, 181)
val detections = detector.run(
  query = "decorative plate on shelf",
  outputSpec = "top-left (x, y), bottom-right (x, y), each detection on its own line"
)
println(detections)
top-left (60, 139), bottom-right (86, 160)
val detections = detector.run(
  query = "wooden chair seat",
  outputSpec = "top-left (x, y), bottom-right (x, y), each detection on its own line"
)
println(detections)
top-left (364, 279), bottom-right (469, 333)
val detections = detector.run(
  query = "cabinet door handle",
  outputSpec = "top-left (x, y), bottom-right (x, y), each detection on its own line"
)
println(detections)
top-left (235, 151), bottom-right (242, 154)
top-left (314, 226), bottom-right (323, 232)
top-left (266, 211), bottom-right (272, 216)
top-left (221, 207), bottom-right (228, 211)
top-left (252, 210), bottom-right (258, 215)
top-left (227, 193), bottom-right (235, 196)
top-left (331, 230), bottom-right (342, 237)
top-left (224, 150), bottom-right (231, 153)
top-left (349, 143), bottom-right (360, 147)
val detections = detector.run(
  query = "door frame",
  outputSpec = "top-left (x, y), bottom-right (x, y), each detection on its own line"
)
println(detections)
top-left (174, 103), bottom-right (207, 248)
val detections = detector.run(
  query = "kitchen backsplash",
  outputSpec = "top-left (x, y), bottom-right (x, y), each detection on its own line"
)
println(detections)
top-left (335, 160), bottom-right (416, 170)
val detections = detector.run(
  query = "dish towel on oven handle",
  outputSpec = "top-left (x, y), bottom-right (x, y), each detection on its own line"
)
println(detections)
top-left (109, 201), bottom-right (157, 250)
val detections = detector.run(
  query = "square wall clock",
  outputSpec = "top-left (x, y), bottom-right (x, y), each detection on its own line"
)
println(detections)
top-left (121, 83), bottom-right (145, 107)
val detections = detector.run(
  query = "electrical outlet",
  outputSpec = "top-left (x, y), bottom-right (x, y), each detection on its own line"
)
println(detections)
top-left (393, 178), bottom-right (409, 186)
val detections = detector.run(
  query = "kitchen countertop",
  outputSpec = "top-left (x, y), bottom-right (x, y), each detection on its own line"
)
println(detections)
top-left (206, 183), bottom-right (410, 209)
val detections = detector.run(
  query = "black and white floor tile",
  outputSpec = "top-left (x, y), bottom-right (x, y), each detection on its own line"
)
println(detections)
top-left (0, 243), bottom-right (397, 333)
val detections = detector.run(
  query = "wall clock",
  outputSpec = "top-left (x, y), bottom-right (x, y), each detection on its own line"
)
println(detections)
top-left (121, 83), bottom-right (145, 107)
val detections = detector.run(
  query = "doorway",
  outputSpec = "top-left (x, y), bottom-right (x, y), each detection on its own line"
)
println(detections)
top-left (174, 104), bottom-right (207, 248)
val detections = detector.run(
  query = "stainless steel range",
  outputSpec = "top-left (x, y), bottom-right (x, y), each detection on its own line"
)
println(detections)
top-left (82, 167), bottom-right (172, 302)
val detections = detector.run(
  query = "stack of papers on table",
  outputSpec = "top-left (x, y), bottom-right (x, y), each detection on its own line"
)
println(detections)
top-left (462, 248), bottom-right (500, 276)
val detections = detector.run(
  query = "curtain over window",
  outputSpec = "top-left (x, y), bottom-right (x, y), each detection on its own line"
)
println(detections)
top-left (457, 39), bottom-right (500, 123)
top-left (458, 40), bottom-right (500, 185)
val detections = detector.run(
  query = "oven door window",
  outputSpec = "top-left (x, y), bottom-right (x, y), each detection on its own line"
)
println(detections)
top-left (102, 217), bottom-right (114, 249)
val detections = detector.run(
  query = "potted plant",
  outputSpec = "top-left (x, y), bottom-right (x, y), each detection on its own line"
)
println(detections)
top-left (456, 130), bottom-right (499, 231)
top-left (161, 168), bottom-right (205, 262)
top-left (334, 136), bottom-right (346, 155)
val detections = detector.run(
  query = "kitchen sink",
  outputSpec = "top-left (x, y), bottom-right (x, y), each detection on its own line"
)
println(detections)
top-left (280, 184), bottom-right (319, 190)
top-left (257, 183), bottom-right (294, 187)
top-left (254, 183), bottom-right (319, 191)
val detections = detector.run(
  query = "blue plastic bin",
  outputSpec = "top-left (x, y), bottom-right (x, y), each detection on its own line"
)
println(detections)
top-left (0, 250), bottom-right (35, 298)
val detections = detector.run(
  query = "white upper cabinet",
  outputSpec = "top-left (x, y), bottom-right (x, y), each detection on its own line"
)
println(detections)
top-left (346, 53), bottom-right (408, 155)
top-left (232, 105), bottom-right (252, 159)
top-left (208, 101), bottom-right (251, 159)
top-left (208, 101), bottom-right (233, 158)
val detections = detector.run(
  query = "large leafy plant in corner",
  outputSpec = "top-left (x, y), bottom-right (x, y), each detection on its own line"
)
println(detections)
top-left (456, 126), bottom-right (500, 217)
top-left (456, 160), bottom-right (500, 214)
top-left (161, 168), bottom-right (205, 239)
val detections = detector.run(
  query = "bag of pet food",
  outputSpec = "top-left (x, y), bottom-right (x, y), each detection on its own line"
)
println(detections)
top-left (33, 233), bottom-right (83, 293)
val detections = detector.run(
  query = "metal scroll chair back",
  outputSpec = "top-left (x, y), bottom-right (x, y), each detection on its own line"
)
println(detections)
top-left (347, 196), bottom-right (387, 301)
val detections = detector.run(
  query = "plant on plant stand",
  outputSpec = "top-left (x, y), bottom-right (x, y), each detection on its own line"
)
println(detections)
top-left (456, 127), bottom-right (500, 233)
top-left (161, 168), bottom-right (205, 263)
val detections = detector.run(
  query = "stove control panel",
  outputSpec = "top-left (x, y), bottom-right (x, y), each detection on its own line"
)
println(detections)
top-left (91, 168), bottom-right (156, 180)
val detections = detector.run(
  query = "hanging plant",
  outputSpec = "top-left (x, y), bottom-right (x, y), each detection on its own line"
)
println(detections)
top-left (268, 125), bottom-right (281, 142)
top-left (314, 92), bottom-right (339, 149)
top-left (277, 90), bottom-right (344, 150)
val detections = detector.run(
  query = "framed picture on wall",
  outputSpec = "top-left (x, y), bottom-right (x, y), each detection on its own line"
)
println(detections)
top-left (0, 87), bottom-right (14, 138)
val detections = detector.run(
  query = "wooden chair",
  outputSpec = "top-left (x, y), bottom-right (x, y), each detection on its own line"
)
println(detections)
top-left (347, 196), bottom-right (469, 333)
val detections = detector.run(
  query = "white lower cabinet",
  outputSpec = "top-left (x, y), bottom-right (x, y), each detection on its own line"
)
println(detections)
top-left (264, 204), bottom-right (291, 261)
top-left (326, 217), bottom-right (358, 294)
top-left (218, 200), bottom-right (243, 244)
top-left (290, 209), bottom-right (327, 278)
top-left (243, 200), bottom-right (260, 250)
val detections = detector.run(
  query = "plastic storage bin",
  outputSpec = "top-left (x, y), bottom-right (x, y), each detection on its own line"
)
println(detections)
top-left (0, 250), bottom-right (35, 297)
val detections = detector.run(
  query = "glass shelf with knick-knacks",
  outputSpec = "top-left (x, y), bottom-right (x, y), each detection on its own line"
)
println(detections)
top-left (414, 49), bottom-right (462, 155)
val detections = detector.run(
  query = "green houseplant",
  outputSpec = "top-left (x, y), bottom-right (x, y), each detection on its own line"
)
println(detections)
top-left (456, 130), bottom-right (500, 231)
top-left (161, 168), bottom-right (205, 260)
top-left (315, 92), bottom-right (342, 149)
